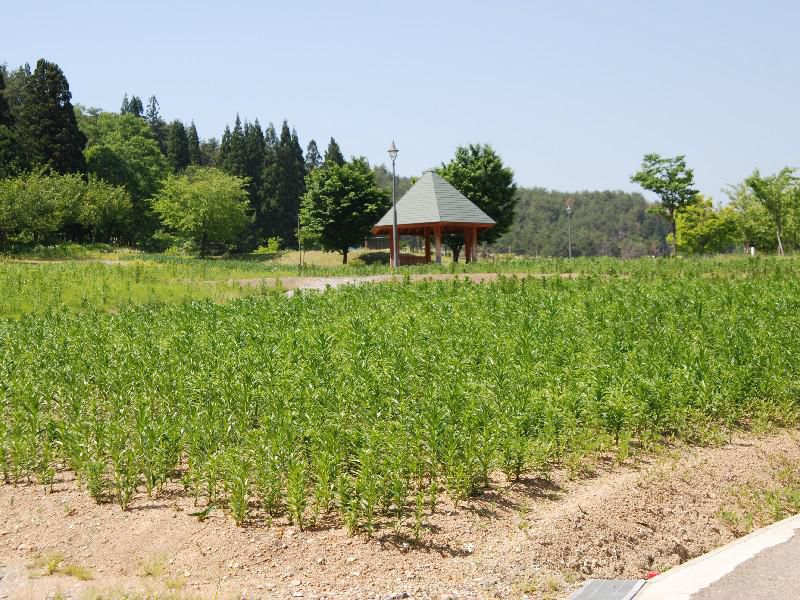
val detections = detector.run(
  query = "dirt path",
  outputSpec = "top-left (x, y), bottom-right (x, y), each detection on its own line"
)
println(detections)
top-left (1, 430), bottom-right (798, 600)
top-left (232, 272), bottom-right (576, 295)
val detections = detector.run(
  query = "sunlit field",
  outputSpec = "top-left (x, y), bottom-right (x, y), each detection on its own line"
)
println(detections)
top-left (1, 256), bottom-right (799, 536)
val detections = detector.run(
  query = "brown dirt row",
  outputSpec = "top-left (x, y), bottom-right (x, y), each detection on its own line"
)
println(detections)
top-left (1, 430), bottom-right (798, 600)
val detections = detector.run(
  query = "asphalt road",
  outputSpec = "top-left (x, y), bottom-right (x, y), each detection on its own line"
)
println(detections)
top-left (691, 531), bottom-right (800, 599)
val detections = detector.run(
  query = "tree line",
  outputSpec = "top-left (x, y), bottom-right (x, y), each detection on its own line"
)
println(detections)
top-left (0, 58), bottom-right (378, 253)
top-left (10, 58), bottom-right (792, 260)
top-left (0, 58), bottom-right (522, 260)
top-left (500, 189), bottom-right (670, 258)
top-left (630, 154), bottom-right (800, 256)
top-left (503, 155), bottom-right (800, 259)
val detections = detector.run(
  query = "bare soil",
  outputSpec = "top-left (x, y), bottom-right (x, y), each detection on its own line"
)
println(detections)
top-left (1, 430), bottom-right (798, 600)
top-left (233, 272), bottom-right (576, 293)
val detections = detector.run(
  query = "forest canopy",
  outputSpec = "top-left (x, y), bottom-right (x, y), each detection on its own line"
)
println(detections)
top-left (500, 188), bottom-right (670, 258)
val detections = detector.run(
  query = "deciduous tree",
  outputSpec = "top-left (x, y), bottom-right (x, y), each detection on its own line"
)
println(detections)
top-left (152, 167), bottom-right (251, 257)
top-left (77, 110), bottom-right (167, 242)
top-left (631, 153), bottom-right (698, 257)
top-left (744, 168), bottom-right (799, 256)
top-left (0, 170), bottom-right (130, 245)
top-left (439, 144), bottom-right (517, 261)
top-left (674, 196), bottom-right (738, 254)
top-left (300, 158), bottom-right (390, 263)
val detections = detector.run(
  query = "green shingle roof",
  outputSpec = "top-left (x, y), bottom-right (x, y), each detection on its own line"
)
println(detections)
top-left (374, 170), bottom-right (496, 228)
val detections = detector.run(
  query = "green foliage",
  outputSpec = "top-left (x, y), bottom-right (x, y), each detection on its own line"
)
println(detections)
top-left (631, 153), bottom-right (699, 256)
top-left (0, 70), bottom-right (22, 179)
top-left (305, 139), bottom-right (322, 172)
top-left (0, 170), bottom-right (131, 245)
top-left (439, 144), bottom-right (517, 259)
top-left (501, 188), bottom-right (670, 257)
top-left (187, 121), bottom-right (201, 166)
top-left (120, 93), bottom-right (143, 117)
top-left (78, 110), bottom-right (167, 242)
top-left (222, 449), bottom-right (251, 526)
top-left (166, 120), bottom-right (190, 173)
top-left (372, 163), bottom-right (413, 199)
top-left (273, 123), bottom-right (306, 247)
top-left (726, 182), bottom-right (776, 251)
top-left (675, 196), bottom-right (739, 255)
top-left (0, 70), bottom-right (12, 127)
top-left (300, 158), bottom-right (390, 263)
top-left (1, 257), bottom-right (799, 536)
top-left (145, 95), bottom-right (167, 154)
top-left (323, 137), bottom-right (345, 166)
top-left (744, 167), bottom-right (800, 256)
top-left (13, 59), bottom-right (87, 174)
top-left (152, 167), bottom-right (251, 256)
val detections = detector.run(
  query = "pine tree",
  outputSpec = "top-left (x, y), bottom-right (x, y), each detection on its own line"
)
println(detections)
top-left (243, 119), bottom-right (265, 203)
top-left (166, 120), bottom-right (190, 173)
top-left (218, 115), bottom-right (247, 177)
top-left (265, 121), bottom-right (306, 246)
top-left (120, 93), bottom-right (130, 114)
top-left (199, 137), bottom-right (219, 166)
top-left (15, 59), bottom-right (86, 174)
top-left (2, 64), bottom-right (31, 114)
top-left (187, 121), bottom-right (201, 165)
top-left (305, 139), bottom-right (322, 172)
top-left (0, 70), bottom-right (21, 178)
top-left (145, 95), bottom-right (159, 125)
top-left (145, 95), bottom-right (167, 153)
top-left (324, 137), bottom-right (345, 166)
top-left (218, 125), bottom-right (232, 169)
top-left (128, 95), bottom-right (144, 117)
top-left (0, 71), bottom-right (12, 128)
top-left (259, 123), bottom-right (279, 240)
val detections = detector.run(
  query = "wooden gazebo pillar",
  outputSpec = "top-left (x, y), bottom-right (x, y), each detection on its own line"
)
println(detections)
top-left (388, 229), bottom-right (395, 267)
top-left (464, 226), bottom-right (473, 263)
top-left (434, 225), bottom-right (442, 264)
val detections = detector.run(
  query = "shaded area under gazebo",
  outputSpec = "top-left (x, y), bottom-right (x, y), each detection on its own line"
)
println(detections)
top-left (371, 170), bottom-right (496, 264)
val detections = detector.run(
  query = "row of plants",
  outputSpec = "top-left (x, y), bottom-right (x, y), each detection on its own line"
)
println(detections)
top-left (1, 261), bottom-right (799, 535)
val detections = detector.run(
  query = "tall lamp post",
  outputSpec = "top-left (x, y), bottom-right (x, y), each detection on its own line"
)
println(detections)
top-left (565, 199), bottom-right (574, 259)
top-left (388, 141), bottom-right (399, 268)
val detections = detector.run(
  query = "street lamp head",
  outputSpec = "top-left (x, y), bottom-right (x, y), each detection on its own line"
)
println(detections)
top-left (387, 141), bottom-right (399, 161)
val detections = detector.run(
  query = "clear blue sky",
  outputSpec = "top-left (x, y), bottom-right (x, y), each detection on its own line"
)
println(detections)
top-left (4, 1), bottom-right (798, 200)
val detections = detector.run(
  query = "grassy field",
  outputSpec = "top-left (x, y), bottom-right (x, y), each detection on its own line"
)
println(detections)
top-left (1, 255), bottom-right (799, 536)
top-left (3, 245), bottom-right (796, 317)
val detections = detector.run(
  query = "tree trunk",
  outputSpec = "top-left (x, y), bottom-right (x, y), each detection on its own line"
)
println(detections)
top-left (342, 248), bottom-right (348, 264)
top-left (450, 244), bottom-right (462, 263)
top-left (670, 216), bottom-right (677, 257)
top-left (777, 227), bottom-right (785, 256)
top-left (201, 232), bottom-right (208, 258)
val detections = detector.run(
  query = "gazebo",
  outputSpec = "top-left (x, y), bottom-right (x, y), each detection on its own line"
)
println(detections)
top-left (371, 170), bottom-right (496, 264)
